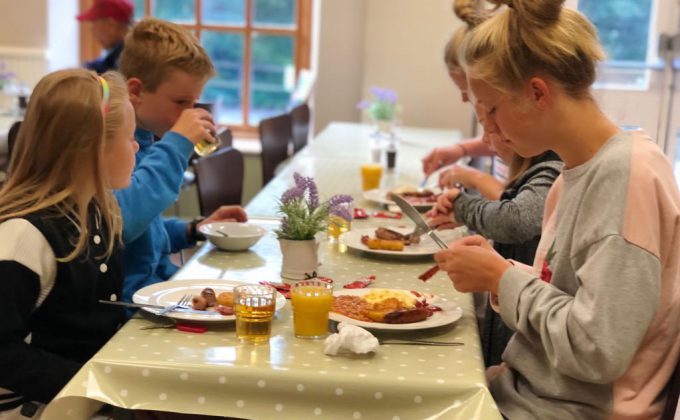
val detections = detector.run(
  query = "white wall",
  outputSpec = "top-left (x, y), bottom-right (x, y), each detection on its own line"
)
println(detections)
top-left (313, 0), bottom-right (473, 136)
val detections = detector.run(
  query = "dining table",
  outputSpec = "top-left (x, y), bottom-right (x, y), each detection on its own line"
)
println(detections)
top-left (43, 122), bottom-right (502, 419)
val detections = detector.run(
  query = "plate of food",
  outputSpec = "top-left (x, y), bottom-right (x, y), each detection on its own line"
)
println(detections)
top-left (344, 226), bottom-right (465, 256)
top-left (363, 186), bottom-right (440, 211)
top-left (132, 279), bottom-right (287, 322)
top-left (329, 288), bottom-right (462, 330)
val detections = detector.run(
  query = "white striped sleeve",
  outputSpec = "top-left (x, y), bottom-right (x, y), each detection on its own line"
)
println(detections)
top-left (0, 219), bottom-right (56, 308)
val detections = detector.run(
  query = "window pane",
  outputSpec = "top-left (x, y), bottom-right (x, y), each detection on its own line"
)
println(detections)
top-left (249, 33), bottom-right (295, 125)
top-left (133, 0), bottom-right (145, 20)
top-left (201, 0), bottom-right (245, 25)
top-left (252, 0), bottom-right (296, 28)
top-left (201, 31), bottom-right (244, 125)
top-left (578, 0), bottom-right (653, 88)
top-left (152, 0), bottom-right (196, 24)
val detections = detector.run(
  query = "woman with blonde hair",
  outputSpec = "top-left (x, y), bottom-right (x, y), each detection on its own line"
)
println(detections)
top-left (0, 68), bottom-right (138, 418)
top-left (435, 0), bottom-right (680, 417)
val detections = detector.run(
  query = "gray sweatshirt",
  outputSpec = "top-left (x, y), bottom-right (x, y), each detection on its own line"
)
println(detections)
top-left (491, 131), bottom-right (680, 419)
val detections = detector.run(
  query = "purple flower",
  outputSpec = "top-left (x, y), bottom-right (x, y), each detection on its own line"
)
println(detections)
top-left (328, 194), bottom-right (354, 221)
top-left (327, 194), bottom-right (353, 208)
top-left (369, 86), bottom-right (398, 104)
top-left (356, 100), bottom-right (370, 110)
top-left (281, 186), bottom-right (304, 204)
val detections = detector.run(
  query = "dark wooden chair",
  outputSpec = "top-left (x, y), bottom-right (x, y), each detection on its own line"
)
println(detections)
top-left (192, 147), bottom-right (244, 217)
top-left (662, 357), bottom-right (680, 419)
top-left (290, 103), bottom-right (310, 154)
top-left (258, 113), bottom-right (292, 186)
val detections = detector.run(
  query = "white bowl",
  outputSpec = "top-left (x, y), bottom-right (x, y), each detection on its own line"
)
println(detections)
top-left (199, 222), bottom-right (266, 251)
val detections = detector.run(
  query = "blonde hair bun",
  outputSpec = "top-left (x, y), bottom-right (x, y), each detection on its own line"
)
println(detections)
top-left (490, 0), bottom-right (565, 28)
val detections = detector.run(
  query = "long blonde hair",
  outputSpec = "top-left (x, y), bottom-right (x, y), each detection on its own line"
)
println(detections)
top-left (461, 0), bottom-right (605, 98)
top-left (119, 17), bottom-right (215, 92)
top-left (0, 69), bottom-right (128, 261)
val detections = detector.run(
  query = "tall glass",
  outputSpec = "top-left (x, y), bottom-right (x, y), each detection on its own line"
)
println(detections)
top-left (234, 285), bottom-right (276, 344)
top-left (360, 163), bottom-right (383, 191)
top-left (193, 102), bottom-right (221, 156)
top-left (291, 280), bottom-right (333, 339)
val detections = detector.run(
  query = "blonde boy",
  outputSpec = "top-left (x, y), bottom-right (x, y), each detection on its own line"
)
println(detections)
top-left (116, 18), bottom-right (246, 303)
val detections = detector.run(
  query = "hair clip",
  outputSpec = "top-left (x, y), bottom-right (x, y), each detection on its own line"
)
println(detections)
top-left (506, 0), bottom-right (514, 8)
top-left (98, 76), bottom-right (110, 114)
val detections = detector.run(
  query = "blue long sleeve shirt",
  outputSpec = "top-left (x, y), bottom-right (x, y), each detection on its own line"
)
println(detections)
top-left (114, 128), bottom-right (195, 303)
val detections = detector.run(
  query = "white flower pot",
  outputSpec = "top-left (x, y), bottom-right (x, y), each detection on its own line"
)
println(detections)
top-left (278, 238), bottom-right (320, 280)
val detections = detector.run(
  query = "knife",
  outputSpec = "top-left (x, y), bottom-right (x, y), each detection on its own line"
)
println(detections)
top-left (391, 194), bottom-right (449, 249)
top-left (98, 300), bottom-right (221, 316)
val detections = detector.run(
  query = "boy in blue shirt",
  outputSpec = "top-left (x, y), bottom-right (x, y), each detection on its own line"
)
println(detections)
top-left (117, 18), bottom-right (247, 302)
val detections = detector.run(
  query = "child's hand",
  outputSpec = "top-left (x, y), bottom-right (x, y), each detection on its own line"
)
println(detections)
top-left (427, 188), bottom-right (461, 217)
top-left (438, 165), bottom-right (478, 189)
top-left (170, 108), bottom-right (217, 146)
top-left (434, 235), bottom-right (511, 294)
top-left (200, 206), bottom-right (248, 226)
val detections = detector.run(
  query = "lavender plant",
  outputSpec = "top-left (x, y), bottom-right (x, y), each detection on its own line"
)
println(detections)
top-left (276, 173), bottom-right (353, 240)
top-left (357, 86), bottom-right (399, 121)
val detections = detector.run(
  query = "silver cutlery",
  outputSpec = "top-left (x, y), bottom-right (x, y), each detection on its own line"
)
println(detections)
top-left (391, 194), bottom-right (448, 249)
top-left (98, 299), bottom-right (220, 316)
top-left (157, 294), bottom-right (192, 316)
top-left (379, 339), bottom-right (463, 346)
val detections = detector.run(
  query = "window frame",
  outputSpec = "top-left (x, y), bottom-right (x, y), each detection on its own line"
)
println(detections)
top-left (80, 0), bottom-right (312, 135)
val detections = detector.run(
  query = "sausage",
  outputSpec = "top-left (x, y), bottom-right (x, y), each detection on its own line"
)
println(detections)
top-left (192, 295), bottom-right (209, 310)
top-left (201, 288), bottom-right (217, 306)
top-left (383, 307), bottom-right (429, 324)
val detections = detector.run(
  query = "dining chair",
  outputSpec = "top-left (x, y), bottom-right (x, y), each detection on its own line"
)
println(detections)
top-left (192, 146), bottom-right (245, 217)
top-left (290, 103), bottom-right (310, 154)
top-left (258, 113), bottom-right (292, 186)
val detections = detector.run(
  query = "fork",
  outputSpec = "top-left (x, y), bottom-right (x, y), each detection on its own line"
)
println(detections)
top-left (157, 294), bottom-right (192, 316)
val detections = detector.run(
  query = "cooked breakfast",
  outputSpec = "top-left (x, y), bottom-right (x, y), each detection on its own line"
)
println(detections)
top-left (360, 227), bottom-right (421, 251)
top-left (387, 187), bottom-right (439, 205)
top-left (331, 289), bottom-right (439, 324)
top-left (191, 288), bottom-right (234, 315)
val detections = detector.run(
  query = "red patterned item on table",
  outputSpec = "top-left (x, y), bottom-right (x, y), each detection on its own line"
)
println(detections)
top-left (259, 281), bottom-right (292, 299)
top-left (353, 207), bottom-right (369, 219)
top-left (176, 324), bottom-right (208, 334)
top-left (417, 264), bottom-right (440, 282)
top-left (343, 275), bottom-right (376, 289)
top-left (372, 211), bottom-right (402, 219)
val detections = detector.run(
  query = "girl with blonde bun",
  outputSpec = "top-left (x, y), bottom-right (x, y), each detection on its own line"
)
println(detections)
top-left (434, 0), bottom-right (680, 417)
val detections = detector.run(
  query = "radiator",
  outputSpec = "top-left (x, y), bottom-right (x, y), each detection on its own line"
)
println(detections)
top-left (0, 46), bottom-right (48, 111)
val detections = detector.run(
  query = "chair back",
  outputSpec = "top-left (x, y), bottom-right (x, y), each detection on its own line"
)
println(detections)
top-left (193, 147), bottom-right (244, 217)
top-left (258, 113), bottom-right (292, 185)
top-left (291, 103), bottom-right (310, 153)
top-left (662, 356), bottom-right (680, 419)
top-left (217, 126), bottom-right (233, 148)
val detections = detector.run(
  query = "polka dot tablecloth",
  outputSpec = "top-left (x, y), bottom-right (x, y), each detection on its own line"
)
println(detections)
top-left (43, 123), bottom-right (501, 420)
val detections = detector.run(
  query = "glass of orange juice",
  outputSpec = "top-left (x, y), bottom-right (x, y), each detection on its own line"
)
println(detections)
top-left (360, 163), bottom-right (383, 191)
top-left (291, 280), bottom-right (334, 339)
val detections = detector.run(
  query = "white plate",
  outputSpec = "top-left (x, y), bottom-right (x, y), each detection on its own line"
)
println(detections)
top-left (329, 288), bottom-right (463, 330)
top-left (132, 279), bottom-right (286, 322)
top-left (362, 188), bottom-right (439, 211)
top-left (344, 227), bottom-right (465, 257)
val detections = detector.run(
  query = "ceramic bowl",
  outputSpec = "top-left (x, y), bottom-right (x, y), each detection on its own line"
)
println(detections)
top-left (199, 222), bottom-right (266, 251)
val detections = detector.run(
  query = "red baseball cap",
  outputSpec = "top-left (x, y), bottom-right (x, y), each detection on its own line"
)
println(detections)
top-left (77, 0), bottom-right (134, 23)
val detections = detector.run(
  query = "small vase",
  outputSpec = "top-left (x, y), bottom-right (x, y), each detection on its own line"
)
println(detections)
top-left (371, 118), bottom-right (396, 140)
top-left (278, 238), bottom-right (320, 280)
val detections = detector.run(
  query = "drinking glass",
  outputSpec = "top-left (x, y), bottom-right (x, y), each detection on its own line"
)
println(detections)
top-left (234, 285), bottom-right (276, 344)
top-left (291, 280), bottom-right (333, 339)
top-left (360, 163), bottom-right (383, 191)
top-left (327, 202), bottom-right (353, 242)
top-left (193, 102), bottom-right (221, 156)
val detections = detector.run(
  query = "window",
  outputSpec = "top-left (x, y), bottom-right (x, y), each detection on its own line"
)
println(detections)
top-left (124, 0), bottom-right (311, 131)
top-left (577, 0), bottom-right (655, 89)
